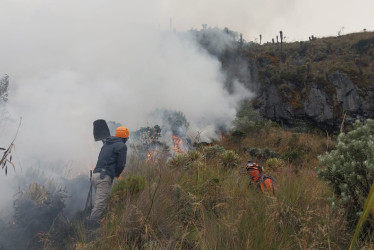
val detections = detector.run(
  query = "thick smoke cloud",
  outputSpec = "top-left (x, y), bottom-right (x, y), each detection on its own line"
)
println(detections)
top-left (0, 1), bottom-right (252, 220)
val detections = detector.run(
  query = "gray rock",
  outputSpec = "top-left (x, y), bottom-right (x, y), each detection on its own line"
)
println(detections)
top-left (328, 70), bottom-right (361, 112)
top-left (304, 84), bottom-right (334, 122)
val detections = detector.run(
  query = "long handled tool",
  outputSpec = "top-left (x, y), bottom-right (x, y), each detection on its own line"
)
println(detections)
top-left (84, 170), bottom-right (93, 215)
top-left (84, 119), bottom-right (111, 216)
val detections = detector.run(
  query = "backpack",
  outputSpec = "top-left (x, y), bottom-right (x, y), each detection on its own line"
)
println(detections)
top-left (258, 174), bottom-right (276, 194)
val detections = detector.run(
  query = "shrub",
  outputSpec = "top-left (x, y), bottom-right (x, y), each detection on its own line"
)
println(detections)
top-left (246, 147), bottom-right (259, 157)
top-left (219, 150), bottom-right (241, 169)
top-left (318, 119), bottom-right (374, 227)
top-left (203, 145), bottom-right (225, 159)
top-left (187, 150), bottom-right (204, 162)
top-left (111, 175), bottom-right (146, 197)
top-left (167, 150), bottom-right (204, 169)
top-left (167, 154), bottom-right (190, 168)
top-left (265, 158), bottom-right (286, 170)
top-left (259, 147), bottom-right (279, 159)
top-left (232, 99), bottom-right (260, 130)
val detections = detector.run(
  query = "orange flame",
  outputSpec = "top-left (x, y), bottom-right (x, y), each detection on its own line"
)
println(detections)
top-left (146, 152), bottom-right (152, 164)
top-left (171, 135), bottom-right (185, 155)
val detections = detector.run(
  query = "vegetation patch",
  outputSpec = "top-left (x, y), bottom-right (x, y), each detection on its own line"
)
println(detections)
top-left (318, 119), bottom-right (374, 230)
top-left (111, 175), bottom-right (146, 198)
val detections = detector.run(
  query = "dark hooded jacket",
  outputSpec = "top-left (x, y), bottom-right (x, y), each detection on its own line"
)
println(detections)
top-left (93, 136), bottom-right (128, 179)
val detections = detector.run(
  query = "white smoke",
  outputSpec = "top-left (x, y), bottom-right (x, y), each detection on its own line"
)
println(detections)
top-left (0, 1), bottom-right (253, 220)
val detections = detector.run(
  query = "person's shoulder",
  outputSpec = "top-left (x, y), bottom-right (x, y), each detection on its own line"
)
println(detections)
top-left (115, 139), bottom-right (127, 149)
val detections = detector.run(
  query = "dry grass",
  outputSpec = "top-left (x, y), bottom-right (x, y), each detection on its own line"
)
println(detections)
top-left (222, 126), bottom-right (335, 171)
top-left (78, 125), bottom-right (354, 249)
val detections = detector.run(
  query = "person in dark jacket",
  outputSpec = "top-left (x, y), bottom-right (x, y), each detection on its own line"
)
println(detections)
top-left (89, 126), bottom-right (129, 221)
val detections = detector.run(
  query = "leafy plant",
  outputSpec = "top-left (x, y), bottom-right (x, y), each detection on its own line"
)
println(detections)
top-left (318, 119), bottom-right (374, 228)
top-left (111, 175), bottom-right (146, 197)
top-left (232, 99), bottom-right (260, 131)
top-left (219, 150), bottom-right (240, 169)
top-left (168, 154), bottom-right (190, 169)
top-left (167, 150), bottom-right (204, 170)
top-left (265, 158), bottom-right (286, 170)
top-left (187, 150), bottom-right (204, 162)
top-left (245, 147), bottom-right (279, 160)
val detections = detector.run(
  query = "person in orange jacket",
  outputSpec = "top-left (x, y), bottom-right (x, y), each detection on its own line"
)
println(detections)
top-left (246, 160), bottom-right (276, 194)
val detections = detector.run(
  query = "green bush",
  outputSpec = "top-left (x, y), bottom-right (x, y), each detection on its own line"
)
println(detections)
top-left (246, 147), bottom-right (259, 157)
top-left (111, 175), bottom-right (146, 197)
top-left (265, 158), bottom-right (286, 170)
top-left (259, 147), bottom-right (279, 159)
top-left (245, 147), bottom-right (279, 159)
top-left (168, 151), bottom-right (204, 169)
top-left (232, 100), bottom-right (260, 131)
top-left (167, 154), bottom-right (190, 168)
top-left (187, 150), bottom-right (204, 161)
top-left (219, 150), bottom-right (241, 169)
top-left (318, 119), bottom-right (374, 227)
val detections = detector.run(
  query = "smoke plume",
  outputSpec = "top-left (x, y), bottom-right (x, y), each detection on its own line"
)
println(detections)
top-left (0, 1), bottom-right (254, 232)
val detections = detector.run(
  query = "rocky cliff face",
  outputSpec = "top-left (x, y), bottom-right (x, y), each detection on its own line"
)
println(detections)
top-left (195, 29), bottom-right (374, 130)
top-left (231, 32), bottom-right (374, 130)
top-left (257, 69), bottom-right (374, 129)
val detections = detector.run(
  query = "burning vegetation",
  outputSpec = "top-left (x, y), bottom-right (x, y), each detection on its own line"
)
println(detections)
top-left (0, 109), bottom-right (231, 249)
top-left (131, 109), bottom-right (197, 164)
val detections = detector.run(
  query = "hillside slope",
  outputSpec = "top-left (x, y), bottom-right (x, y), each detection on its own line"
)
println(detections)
top-left (198, 30), bottom-right (374, 130)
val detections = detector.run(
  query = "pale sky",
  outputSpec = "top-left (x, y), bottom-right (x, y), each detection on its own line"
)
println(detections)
top-left (1, 1), bottom-right (373, 43)
top-left (161, 0), bottom-right (374, 42)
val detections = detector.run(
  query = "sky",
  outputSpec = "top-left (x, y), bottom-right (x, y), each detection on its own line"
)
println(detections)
top-left (161, 0), bottom-right (374, 42)
top-left (0, 0), bottom-right (373, 216)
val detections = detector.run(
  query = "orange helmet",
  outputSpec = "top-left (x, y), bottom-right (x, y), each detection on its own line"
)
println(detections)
top-left (115, 126), bottom-right (129, 138)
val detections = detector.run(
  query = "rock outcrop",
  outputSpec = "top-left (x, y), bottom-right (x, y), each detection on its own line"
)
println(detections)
top-left (195, 28), bottom-right (374, 130)
top-left (256, 69), bottom-right (374, 130)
